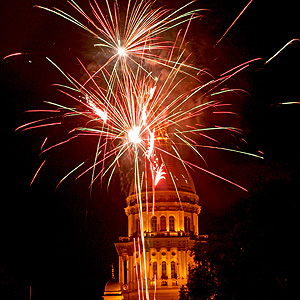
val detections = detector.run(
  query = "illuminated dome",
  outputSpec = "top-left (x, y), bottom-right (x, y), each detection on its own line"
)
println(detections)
top-left (128, 154), bottom-right (197, 196)
top-left (104, 266), bottom-right (122, 296)
top-left (104, 277), bottom-right (122, 294)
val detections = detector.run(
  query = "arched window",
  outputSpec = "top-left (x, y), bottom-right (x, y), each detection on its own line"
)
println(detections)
top-left (151, 216), bottom-right (157, 232)
top-left (153, 261), bottom-right (157, 279)
top-left (169, 216), bottom-right (175, 231)
top-left (160, 215), bottom-right (166, 231)
top-left (171, 261), bottom-right (176, 279)
top-left (161, 261), bottom-right (167, 279)
top-left (184, 216), bottom-right (190, 233)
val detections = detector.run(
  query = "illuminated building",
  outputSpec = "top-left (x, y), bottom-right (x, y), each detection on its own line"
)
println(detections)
top-left (112, 155), bottom-right (203, 300)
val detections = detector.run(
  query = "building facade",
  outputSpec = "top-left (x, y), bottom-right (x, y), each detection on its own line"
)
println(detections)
top-left (114, 157), bottom-right (203, 300)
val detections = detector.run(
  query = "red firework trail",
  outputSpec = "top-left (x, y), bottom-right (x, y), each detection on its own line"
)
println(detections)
top-left (215, 0), bottom-right (253, 46)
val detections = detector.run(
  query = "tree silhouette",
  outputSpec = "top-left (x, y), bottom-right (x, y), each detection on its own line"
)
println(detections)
top-left (181, 178), bottom-right (297, 300)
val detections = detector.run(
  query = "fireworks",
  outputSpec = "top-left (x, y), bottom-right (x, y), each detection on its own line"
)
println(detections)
top-left (35, 0), bottom-right (203, 90)
top-left (15, 1), bottom-right (267, 299)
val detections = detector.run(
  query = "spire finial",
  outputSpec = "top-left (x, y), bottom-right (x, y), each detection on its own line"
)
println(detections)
top-left (111, 263), bottom-right (115, 278)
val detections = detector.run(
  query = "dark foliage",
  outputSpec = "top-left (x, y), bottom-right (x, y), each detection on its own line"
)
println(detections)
top-left (181, 178), bottom-right (298, 300)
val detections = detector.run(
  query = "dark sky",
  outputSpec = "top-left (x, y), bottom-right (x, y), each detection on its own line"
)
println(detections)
top-left (1, 1), bottom-right (299, 299)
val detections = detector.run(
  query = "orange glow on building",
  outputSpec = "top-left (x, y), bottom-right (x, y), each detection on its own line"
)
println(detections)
top-left (112, 156), bottom-right (205, 300)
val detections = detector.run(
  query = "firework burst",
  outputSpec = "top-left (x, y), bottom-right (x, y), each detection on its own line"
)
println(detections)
top-left (35, 0), bottom-right (204, 89)
top-left (15, 1), bottom-right (266, 299)
top-left (18, 50), bottom-right (260, 191)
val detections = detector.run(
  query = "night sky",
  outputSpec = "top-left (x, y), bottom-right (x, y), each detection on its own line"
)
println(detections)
top-left (1, 1), bottom-right (299, 299)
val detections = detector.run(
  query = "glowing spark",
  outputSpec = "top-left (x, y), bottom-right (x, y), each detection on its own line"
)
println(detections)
top-left (278, 101), bottom-right (300, 105)
top-left (154, 275), bottom-right (157, 300)
top-left (151, 163), bottom-right (166, 187)
top-left (146, 129), bottom-right (155, 159)
top-left (141, 107), bottom-right (147, 126)
top-left (128, 126), bottom-right (142, 144)
top-left (215, 0), bottom-right (253, 46)
top-left (154, 164), bottom-right (166, 186)
top-left (30, 160), bottom-right (46, 186)
top-left (265, 39), bottom-right (300, 64)
top-left (149, 86), bottom-right (156, 99)
top-left (40, 137), bottom-right (48, 151)
top-left (117, 47), bottom-right (126, 56)
top-left (88, 100), bottom-right (108, 123)
top-left (3, 52), bottom-right (24, 60)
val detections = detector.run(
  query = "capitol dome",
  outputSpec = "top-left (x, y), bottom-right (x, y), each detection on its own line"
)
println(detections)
top-left (128, 153), bottom-right (197, 196)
